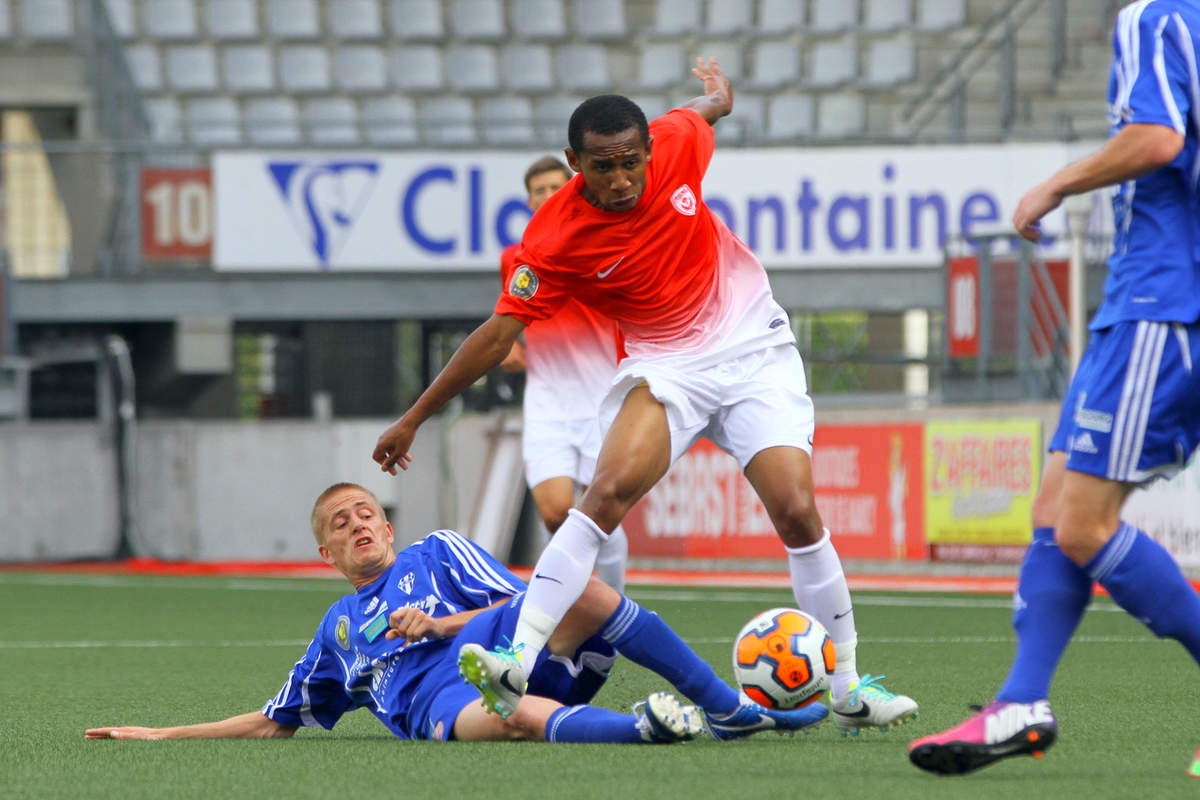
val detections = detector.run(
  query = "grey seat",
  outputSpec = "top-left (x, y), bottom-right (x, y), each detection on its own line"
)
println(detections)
top-left (916, 0), bottom-right (965, 31)
top-left (187, 97), bottom-right (241, 146)
top-left (863, 33), bottom-right (915, 86)
top-left (20, 0), bottom-right (73, 39)
top-left (807, 36), bottom-right (857, 88)
top-left (748, 39), bottom-right (800, 89)
top-left (166, 45), bottom-right (219, 92)
top-left (222, 45), bottom-right (275, 93)
top-left (817, 91), bottom-right (865, 136)
top-left (125, 44), bottom-right (162, 91)
top-left (635, 42), bottom-right (687, 90)
top-left (304, 97), bottom-right (360, 144)
top-left (756, 0), bottom-right (804, 34)
top-left (278, 46), bottom-right (331, 92)
top-left (0, 0), bottom-right (11, 39)
top-left (765, 92), bottom-right (815, 141)
top-left (361, 96), bottom-right (418, 144)
top-left (145, 96), bottom-right (183, 143)
top-left (810, 0), bottom-right (858, 33)
top-left (449, 0), bottom-right (506, 41)
top-left (556, 44), bottom-right (608, 93)
top-left (388, 0), bottom-right (443, 39)
top-left (534, 95), bottom-right (582, 146)
top-left (719, 91), bottom-right (765, 142)
top-left (328, 0), bottom-right (384, 39)
top-left (334, 46), bottom-right (387, 92)
top-left (863, 0), bottom-right (912, 31)
top-left (391, 45), bottom-right (444, 92)
top-left (627, 94), bottom-right (670, 122)
top-left (571, 0), bottom-right (625, 40)
top-left (647, 0), bottom-right (700, 38)
top-left (102, 0), bottom-right (135, 37)
top-left (705, 0), bottom-right (751, 35)
top-left (205, 0), bottom-right (258, 39)
top-left (266, 0), bottom-right (321, 39)
top-left (480, 97), bottom-right (535, 144)
top-left (421, 97), bottom-right (476, 145)
top-left (500, 43), bottom-right (554, 93)
top-left (141, 0), bottom-right (196, 39)
top-left (245, 97), bottom-right (301, 144)
top-left (696, 40), bottom-right (744, 81)
top-left (445, 44), bottom-right (499, 93)
top-left (512, 0), bottom-right (567, 40)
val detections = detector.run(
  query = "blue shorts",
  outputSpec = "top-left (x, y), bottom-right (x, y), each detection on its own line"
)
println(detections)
top-left (408, 593), bottom-right (616, 741)
top-left (1049, 320), bottom-right (1200, 482)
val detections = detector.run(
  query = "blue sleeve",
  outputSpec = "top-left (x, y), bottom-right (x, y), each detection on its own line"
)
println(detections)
top-left (422, 530), bottom-right (525, 612)
top-left (1113, 5), bottom-right (1194, 133)
top-left (260, 629), bottom-right (364, 729)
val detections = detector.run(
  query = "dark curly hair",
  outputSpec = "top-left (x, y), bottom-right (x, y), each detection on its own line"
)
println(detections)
top-left (567, 95), bottom-right (650, 154)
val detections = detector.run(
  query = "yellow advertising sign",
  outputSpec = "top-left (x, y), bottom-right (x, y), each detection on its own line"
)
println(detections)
top-left (925, 419), bottom-right (1042, 546)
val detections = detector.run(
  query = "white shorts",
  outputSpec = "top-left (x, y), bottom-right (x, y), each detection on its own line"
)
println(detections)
top-left (522, 415), bottom-right (603, 488)
top-left (599, 343), bottom-right (815, 469)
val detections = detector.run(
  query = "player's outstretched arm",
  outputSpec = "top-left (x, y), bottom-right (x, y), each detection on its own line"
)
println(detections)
top-left (1013, 122), bottom-right (1184, 241)
top-left (681, 57), bottom-right (733, 126)
top-left (374, 313), bottom-right (526, 474)
top-left (86, 711), bottom-right (297, 741)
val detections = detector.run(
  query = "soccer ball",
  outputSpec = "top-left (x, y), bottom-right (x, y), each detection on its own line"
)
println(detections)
top-left (732, 607), bottom-right (836, 710)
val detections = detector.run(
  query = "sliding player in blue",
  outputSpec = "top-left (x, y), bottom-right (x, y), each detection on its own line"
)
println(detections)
top-left (87, 483), bottom-right (825, 744)
top-left (911, 0), bottom-right (1200, 777)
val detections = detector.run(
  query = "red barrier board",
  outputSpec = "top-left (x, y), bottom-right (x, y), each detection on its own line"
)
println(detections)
top-left (141, 168), bottom-right (213, 260)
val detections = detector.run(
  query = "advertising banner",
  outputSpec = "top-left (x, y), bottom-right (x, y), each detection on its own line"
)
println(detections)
top-left (924, 419), bottom-right (1041, 561)
top-left (142, 168), bottom-right (213, 261)
top-left (213, 144), bottom-right (1083, 271)
top-left (621, 424), bottom-right (925, 562)
top-left (1122, 459), bottom-right (1200, 569)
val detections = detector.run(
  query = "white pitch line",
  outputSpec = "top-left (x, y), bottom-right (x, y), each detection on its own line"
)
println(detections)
top-left (684, 634), bottom-right (1157, 645)
top-left (0, 639), bottom-right (311, 650)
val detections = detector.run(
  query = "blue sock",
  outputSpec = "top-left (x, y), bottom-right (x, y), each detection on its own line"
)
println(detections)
top-left (545, 705), bottom-right (643, 743)
top-left (599, 596), bottom-right (740, 715)
top-left (1087, 522), bottom-right (1200, 666)
top-left (996, 527), bottom-right (1093, 703)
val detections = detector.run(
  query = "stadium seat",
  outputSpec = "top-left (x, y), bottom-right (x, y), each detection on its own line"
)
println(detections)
top-left (445, 44), bottom-right (500, 93)
top-left (571, 0), bottom-right (626, 40)
top-left (303, 97), bottom-right (359, 143)
top-left (480, 97), bottom-right (535, 144)
top-left (204, 0), bottom-right (259, 39)
top-left (221, 45), bottom-right (275, 92)
top-left (807, 36), bottom-right (857, 88)
top-left (810, 0), bottom-right (858, 33)
top-left (863, 0), bottom-right (912, 31)
top-left (648, 0), bottom-right (700, 38)
top-left (187, 97), bottom-right (241, 146)
top-left (916, 0), bottom-right (965, 31)
top-left (266, 0), bottom-right (321, 39)
top-left (696, 40), bottom-right (744, 81)
top-left (748, 39), bottom-right (801, 89)
top-left (720, 90), bottom-right (765, 142)
top-left (556, 43), bottom-right (609, 92)
top-left (765, 91), bottom-right (814, 141)
top-left (756, 0), bottom-right (804, 34)
top-left (334, 45), bottom-right (388, 92)
top-left (512, 0), bottom-right (568, 41)
top-left (705, 0), bottom-right (752, 35)
top-left (361, 96), bottom-right (418, 144)
top-left (328, 0), bottom-right (384, 39)
top-left (278, 45), bottom-right (332, 92)
top-left (102, 0), bottom-right (135, 38)
top-left (125, 44), bottom-right (162, 91)
top-left (144, 96), bottom-right (183, 143)
top-left (388, 0), bottom-right (444, 40)
top-left (534, 95), bottom-right (582, 145)
top-left (449, 0), bottom-right (506, 41)
top-left (500, 43), bottom-right (555, 92)
top-left (391, 45), bottom-right (444, 92)
top-left (244, 97), bottom-right (301, 144)
top-left (0, 1), bottom-right (10, 39)
top-left (165, 45), bottom-right (219, 93)
top-left (627, 93), bottom-right (670, 121)
top-left (635, 42), bottom-right (688, 90)
top-left (420, 96), bottom-right (476, 145)
top-left (141, 0), bottom-right (197, 39)
top-left (19, 0), bottom-right (73, 39)
top-left (817, 90), bottom-right (865, 136)
top-left (863, 33), bottom-right (916, 86)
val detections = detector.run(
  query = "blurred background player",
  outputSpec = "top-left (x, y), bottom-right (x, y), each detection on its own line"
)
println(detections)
top-left (86, 483), bottom-right (826, 743)
top-left (374, 59), bottom-right (917, 735)
top-left (499, 156), bottom-right (628, 593)
top-left (910, 0), bottom-right (1200, 776)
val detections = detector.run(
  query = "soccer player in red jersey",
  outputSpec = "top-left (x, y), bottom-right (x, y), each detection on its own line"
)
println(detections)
top-left (499, 156), bottom-right (628, 593)
top-left (375, 59), bottom-right (917, 734)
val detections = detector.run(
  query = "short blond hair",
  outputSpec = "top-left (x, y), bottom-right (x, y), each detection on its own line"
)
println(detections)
top-left (310, 482), bottom-right (385, 543)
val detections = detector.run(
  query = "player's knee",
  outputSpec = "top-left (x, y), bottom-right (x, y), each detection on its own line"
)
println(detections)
top-left (1030, 486), bottom-right (1060, 530)
top-left (581, 476), bottom-right (640, 528)
top-left (772, 492), bottom-right (822, 548)
top-left (1053, 518), bottom-right (1108, 566)
top-left (542, 507), bottom-right (569, 533)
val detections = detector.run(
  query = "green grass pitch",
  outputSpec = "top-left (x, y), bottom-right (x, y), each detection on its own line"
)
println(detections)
top-left (1, 573), bottom-right (1196, 799)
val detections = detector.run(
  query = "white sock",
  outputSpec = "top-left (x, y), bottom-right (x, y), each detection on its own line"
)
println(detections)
top-left (512, 508), bottom-right (606, 679)
top-left (594, 524), bottom-right (628, 594)
top-left (786, 528), bottom-right (860, 698)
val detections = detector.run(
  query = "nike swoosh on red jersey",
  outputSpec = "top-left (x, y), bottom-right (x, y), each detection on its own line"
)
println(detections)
top-left (596, 257), bottom-right (623, 278)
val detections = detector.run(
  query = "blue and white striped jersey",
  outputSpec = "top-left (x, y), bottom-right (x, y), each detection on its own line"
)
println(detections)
top-left (1095, 0), bottom-right (1200, 329)
top-left (261, 530), bottom-right (524, 738)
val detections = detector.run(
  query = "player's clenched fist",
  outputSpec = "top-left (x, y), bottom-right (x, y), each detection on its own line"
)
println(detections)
top-left (386, 606), bottom-right (445, 643)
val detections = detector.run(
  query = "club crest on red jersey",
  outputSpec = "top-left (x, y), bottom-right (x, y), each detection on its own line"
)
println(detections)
top-left (510, 265), bottom-right (539, 299)
top-left (670, 184), bottom-right (697, 216)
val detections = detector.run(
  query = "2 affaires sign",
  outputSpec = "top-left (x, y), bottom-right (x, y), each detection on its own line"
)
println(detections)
top-left (213, 143), bottom-right (1095, 271)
